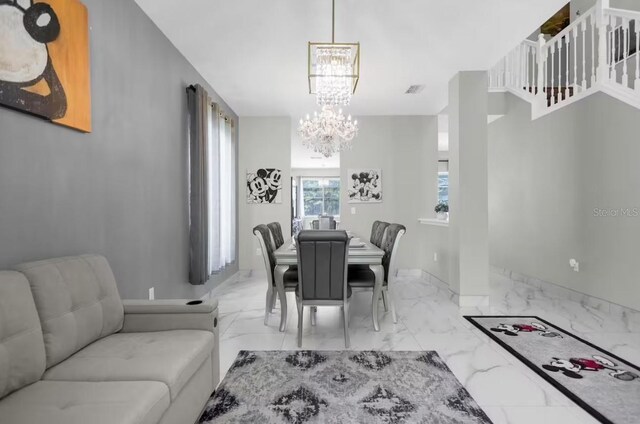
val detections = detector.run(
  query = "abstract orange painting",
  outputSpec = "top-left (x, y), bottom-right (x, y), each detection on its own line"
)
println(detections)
top-left (0, 0), bottom-right (91, 132)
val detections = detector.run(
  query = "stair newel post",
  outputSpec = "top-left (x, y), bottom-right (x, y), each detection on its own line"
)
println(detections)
top-left (536, 34), bottom-right (546, 101)
top-left (596, 0), bottom-right (611, 85)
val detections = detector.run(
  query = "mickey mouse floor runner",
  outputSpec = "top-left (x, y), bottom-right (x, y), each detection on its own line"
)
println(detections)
top-left (465, 316), bottom-right (640, 424)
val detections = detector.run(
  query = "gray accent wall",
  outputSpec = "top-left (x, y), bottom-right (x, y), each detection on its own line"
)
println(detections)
top-left (0, 0), bottom-right (239, 299)
top-left (489, 92), bottom-right (640, 311)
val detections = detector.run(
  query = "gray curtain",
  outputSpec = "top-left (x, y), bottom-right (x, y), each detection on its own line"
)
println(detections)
top-left (187, 84), bottom-right (211, 285)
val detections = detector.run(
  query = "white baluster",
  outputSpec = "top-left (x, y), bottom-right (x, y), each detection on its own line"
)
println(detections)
top-left (527, 45), bottom-right (532, 92)
top-left (537, 34), bottom-right (546, 100)
top-left (518, 44), bottom-right (527, 90)
top-left (551, 42), bottom-right (556, 104)
top-left (582, 20), bottom-right (588, 89)
top-left (623, 18), bottom-right (629, 87)
top-left (636, 19), bottom-right (640, 91)
top-left (591, 14), bottom-right (596, 86)
top-left (573, 28), bottom-right (579, 92)
top-left (565, 34), bottom-right (570, 99)
top-left (544, 47), bottom-right (549, 98)
top-left (609, 15), bottom-right (615, 81)
top-left (557, 39), bottom-right (563, 102)
top-left (506, 51), bottom-right (510, 88)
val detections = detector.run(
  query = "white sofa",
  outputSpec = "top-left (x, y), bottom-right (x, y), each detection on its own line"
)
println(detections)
top-left (0, 255), bottom-right (219, 424)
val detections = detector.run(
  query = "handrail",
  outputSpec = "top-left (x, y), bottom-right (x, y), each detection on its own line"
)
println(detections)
top-left (522, 39), bottom-right (537, 48)
top-left (604, 7), bottom-right (640, 20)
top-left (540, 6), bottom-right (596, 54)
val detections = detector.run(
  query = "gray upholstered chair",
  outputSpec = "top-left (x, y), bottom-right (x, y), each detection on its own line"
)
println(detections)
top-left (295, 230), bottom-right (352, 348)
top-left (311, 219), bottom-right (320, 229)
top-left (254, 224), bottom-right (298, 326)
top-left (349, 220), bottom-right (389, 274)
top-left (267, 222), bottom-right (285, 249)
top-left (348, 223), bottom-right (406, 324)
top-left (319, 215), bottom-right (337, 229)
top-left (370, 220), bottom-right (390, 248)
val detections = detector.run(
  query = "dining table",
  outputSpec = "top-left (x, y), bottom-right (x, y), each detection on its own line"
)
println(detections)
top-left (272, 235), bottom-right (385, 332)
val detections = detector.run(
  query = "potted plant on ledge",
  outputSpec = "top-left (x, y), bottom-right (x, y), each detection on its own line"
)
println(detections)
top-left (435, 202), bottom-right (449, 221)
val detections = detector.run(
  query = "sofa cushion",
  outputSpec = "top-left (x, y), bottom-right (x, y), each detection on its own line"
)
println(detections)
top-left (43, 330), bottom-right (214, 400)
top-left (0, 380), bottom-right (169, 424)
top-left (0, 271), bottom-right (46, 399)
top-left (14, 255), bottom-right (124, 368)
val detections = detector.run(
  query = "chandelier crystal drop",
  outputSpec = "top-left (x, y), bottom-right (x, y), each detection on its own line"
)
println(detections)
top-left (298, 106), bottom-right (359, 158)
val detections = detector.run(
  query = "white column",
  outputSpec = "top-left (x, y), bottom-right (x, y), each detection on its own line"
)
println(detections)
top-left (448, 71), bottom-right (490, 308)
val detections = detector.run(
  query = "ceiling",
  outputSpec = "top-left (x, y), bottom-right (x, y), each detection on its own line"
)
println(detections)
top-left (135, 0), bottom-right (566, 117)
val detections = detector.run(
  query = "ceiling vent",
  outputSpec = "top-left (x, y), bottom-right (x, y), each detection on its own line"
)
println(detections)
top-left (405, 85), bottom-right (425, 94)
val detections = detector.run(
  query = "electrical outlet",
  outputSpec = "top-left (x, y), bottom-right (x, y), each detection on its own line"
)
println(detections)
top-left (148, 287), bottom-right (155, 300)
top-left (256, 248), bottom-right (262, 256)
top-left (433, 252), bottom-right (438, 262)
top-left (351, 207), bottom-right (356, 215)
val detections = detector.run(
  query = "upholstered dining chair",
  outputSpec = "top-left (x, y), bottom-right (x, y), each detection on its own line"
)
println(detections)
top-left (253, 224), bottom-right (298, 326)
top-left (370, 220), bottom-right (390, 248)
top-left (348, 223), bottom-right (406, 324)
top-left (311, 220), bottom-right (319, 229)
top-left (295, 230), bottom-right (352, 348)
top-left (267, 222), bottom-right (285, 250)
top-left (318, 216), bottom-right (336, 229)
top-left (349, 220), bottom-right (389, 274)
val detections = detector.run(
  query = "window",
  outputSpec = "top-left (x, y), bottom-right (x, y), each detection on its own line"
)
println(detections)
top-left (207, 105), bottom-right (236, 274)
top-left (187, 85), bottom-right (236, 285)
top-left (438, 160), bottom-right (449, 204)
top-left (301, 178), bottom-right (340, 217)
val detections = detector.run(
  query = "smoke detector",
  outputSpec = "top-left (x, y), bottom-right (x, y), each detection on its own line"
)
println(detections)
top-left (405, 85), bottom-right (425, 94)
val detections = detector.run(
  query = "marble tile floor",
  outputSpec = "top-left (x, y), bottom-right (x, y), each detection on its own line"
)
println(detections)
top-left (211, 272), bottom-right (640, 424)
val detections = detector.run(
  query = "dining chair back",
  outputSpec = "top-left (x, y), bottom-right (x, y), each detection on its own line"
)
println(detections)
top-left (267, 222), bottom-right (285, 249)
top-left (381, 224), bottom-right (406, 284)
top-left (254, 224), bottom-right (298, 326)
top-left (347, 223), bottom-right (406, 325)
top-left (319, 216), bottom-right (336, 229)
top-left (295, 230), bottom-right (351, 347)
top-left (370, 220), bottom-right (390, 248)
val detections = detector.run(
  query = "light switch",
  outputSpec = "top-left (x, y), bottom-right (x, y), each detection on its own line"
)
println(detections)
top-left (351, 207), bottom-right (356, 215)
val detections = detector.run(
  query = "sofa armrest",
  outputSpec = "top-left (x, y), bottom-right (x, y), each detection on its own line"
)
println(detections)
top-left (121, 299), bottom-right (219, 333)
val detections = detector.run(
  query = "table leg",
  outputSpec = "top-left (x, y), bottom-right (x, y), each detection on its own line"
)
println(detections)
top-left (274, 265), bottom-right (289, 332)
top-left (369, 264), bottom-right (384, 332)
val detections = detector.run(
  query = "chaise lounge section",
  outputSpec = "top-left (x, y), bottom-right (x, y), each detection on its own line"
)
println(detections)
top-left (0, 254), bottom-right (219, 424)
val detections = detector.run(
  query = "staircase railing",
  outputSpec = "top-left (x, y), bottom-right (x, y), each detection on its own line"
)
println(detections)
top-left (490, 0), bottom-right (640, 119)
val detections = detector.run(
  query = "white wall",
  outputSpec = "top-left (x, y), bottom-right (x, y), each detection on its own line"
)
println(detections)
top-left (489, 92), bottom-right (640, 311)
top-left (448, 71), bottom-right (490, 297)
top-left (238, 117), bottom-right (292, 272)
top-left (340, 116), bottom-right (438, 270)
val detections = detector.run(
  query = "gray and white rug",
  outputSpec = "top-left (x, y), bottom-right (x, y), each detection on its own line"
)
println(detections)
top-left (199, 350), bottom-right (492, 424)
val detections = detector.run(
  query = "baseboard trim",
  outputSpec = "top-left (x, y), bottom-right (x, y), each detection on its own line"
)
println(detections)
top-left (491, 266), bottom-right (640, 316)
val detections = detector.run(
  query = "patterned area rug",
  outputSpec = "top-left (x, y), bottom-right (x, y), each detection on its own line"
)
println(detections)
top-left (466, 316), bottom-right (640, 424)
top-left (199, 350), bottom-right (492, 424)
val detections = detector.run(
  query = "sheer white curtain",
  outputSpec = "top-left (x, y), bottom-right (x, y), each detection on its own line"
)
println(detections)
top-left (207, 104), bottom-right (236, 274)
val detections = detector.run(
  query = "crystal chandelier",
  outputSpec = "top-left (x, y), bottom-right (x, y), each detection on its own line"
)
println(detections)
top-left (298, 106), bottom-right (359, 158)
top-left (308, 0), bottom-right (360, 106)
